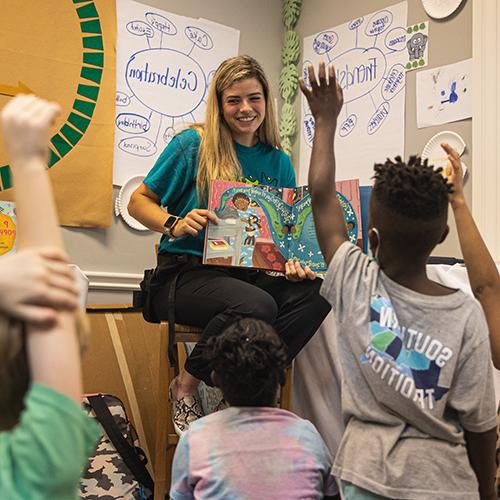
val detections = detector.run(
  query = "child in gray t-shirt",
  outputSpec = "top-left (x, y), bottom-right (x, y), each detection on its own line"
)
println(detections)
top-left (300, 62), bottom-right (497, 500)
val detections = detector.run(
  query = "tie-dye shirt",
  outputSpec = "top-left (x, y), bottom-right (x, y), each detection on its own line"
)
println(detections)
top-left (170, 406), bottom-right (337, 499)
top-left (320, 241), bottom-right (496, 500)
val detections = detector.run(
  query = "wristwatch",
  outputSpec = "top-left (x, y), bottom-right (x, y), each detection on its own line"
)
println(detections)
top-left (163, 215), bottom-right (181, 237)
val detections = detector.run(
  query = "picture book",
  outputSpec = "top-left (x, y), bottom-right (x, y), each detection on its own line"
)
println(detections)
top-left (0, 201), bottom-right (16, 257)
top-left (203, 179), bottom-right (361, 273)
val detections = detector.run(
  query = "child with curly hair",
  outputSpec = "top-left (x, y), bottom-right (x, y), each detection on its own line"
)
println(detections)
top-left (170, 318), bottom-right (338, 499)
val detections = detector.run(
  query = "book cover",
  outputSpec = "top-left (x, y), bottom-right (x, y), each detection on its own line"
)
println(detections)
top-left (0, 201), bottom-right (16, 257)
top-left (203, 179), bottom-right (361, 273)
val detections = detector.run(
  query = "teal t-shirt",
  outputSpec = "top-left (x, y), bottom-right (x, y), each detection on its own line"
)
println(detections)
top-left (144, 128), bottom-right (296, 257)
top-left (0, 383), bottom-right (100, 500)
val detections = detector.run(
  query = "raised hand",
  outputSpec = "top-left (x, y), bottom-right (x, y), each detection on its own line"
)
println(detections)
top-left (441, 143), bottom-right (464, 207)
top-left (171, 209), bottom-right (218, 238)
top-left (1, 94), bottom-right (60, 165)
top-left (0, 247), bottom-right (79, 325)
top-left (299, 61), bottom-right (344, 126)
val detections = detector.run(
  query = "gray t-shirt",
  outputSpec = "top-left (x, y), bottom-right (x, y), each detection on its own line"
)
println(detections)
top-left (321, 241), bottom-right (496, 500)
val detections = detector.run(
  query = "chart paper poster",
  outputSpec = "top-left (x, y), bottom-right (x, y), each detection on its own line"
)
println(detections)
top-left (0, 0), bottom-right (116, 228)
top-left (416, 58), bottom-right (472, 128)
top-left (299, 2), bottom-right (408, 186)
top-left (114, 0), bottom-right (240, 185)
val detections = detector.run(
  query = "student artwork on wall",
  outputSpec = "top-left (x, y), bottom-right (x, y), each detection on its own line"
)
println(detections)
top-left (299, 1), bottom-right (408, 186)
top-left (416, 58), bottom-right (472, 128)
top-left (0, 201), bottom-right (16, 257)
top-left (405, 21), bottom-right (429, 71)
top-left (113, 0), bottom-right (240, 186)
top-left (0, 0), bottom-right (116, 228)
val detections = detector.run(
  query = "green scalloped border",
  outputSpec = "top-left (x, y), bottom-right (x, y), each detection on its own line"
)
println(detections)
top-left (0, 0), bottom-right (104, 191)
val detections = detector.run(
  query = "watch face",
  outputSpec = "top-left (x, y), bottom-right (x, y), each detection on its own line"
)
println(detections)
top-left (164, 215), bottom-right (178, 230)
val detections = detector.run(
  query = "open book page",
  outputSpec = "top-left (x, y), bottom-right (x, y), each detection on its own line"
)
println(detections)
top-left (288, 180), bottom-right (362, 272)
top-left (203, 179), bottom-right (362, 272)
top-left (204, 180), bottom-right (292, 271)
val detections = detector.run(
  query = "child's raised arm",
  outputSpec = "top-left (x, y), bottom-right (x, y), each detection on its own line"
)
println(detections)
top-left (299, 62), bottom-right (347, 265)
top-left (1, 95), bottom-right (83, 403)
top-left (442, 142), bottom-right (500, 369)
top-left (0, 247), bottom-right (79, 324)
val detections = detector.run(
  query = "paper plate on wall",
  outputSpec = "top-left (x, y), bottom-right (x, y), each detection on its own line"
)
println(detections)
top-left (422, 130), bottom-right (466, 169)
top-left (421, 0), bottom-right (465, 20)
top-left (115, 175), bottom-right (150, 231)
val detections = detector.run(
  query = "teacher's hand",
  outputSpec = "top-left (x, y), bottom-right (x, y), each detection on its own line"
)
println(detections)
top-left (285, 260), bottom-right (316, 282)
top-left (171, 209), bottom-right (217, 238)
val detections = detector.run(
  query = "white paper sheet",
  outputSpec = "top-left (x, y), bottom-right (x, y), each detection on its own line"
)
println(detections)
top-left (416, 58), bottom-right (472, 128)
top-left (113, 0), bottom-right (239, 185)
top-left (299, 2), bottom-right (408, 186)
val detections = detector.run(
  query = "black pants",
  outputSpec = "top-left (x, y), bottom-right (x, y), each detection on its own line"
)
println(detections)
top-left (152, 264), bottom-right (331, 385)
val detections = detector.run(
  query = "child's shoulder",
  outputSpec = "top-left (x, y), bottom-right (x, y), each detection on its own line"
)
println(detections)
top-left (459, 293), bottom-right (490, 344)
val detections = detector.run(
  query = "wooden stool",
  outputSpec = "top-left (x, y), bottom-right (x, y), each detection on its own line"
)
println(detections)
top-left (153, 321), bottom-right (293, 500)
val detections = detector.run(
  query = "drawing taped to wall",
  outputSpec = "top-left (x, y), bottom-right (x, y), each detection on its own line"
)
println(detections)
top-left (299, 1), bottom-right (408, 185)
top-left (405, 21), bottom-right (428, 71)
top-left (0, 201), bottom-right (16, 257)
top-left (114, 0), bottom-right (239, 185)
top-left (416, 58), bottom-right (472, 128)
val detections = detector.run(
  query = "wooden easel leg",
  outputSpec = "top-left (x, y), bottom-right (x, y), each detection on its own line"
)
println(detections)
top-left (154, 323), bottom-right (169, 500)
top-left (279, 364), bottom-right (294, 411)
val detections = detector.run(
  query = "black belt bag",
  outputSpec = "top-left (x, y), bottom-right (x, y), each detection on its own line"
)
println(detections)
top-left (134, 253), bottom-right (200, 365)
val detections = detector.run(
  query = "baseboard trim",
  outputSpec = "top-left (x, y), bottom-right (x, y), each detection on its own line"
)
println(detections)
top-left (83, 270), bottom-right (142, 291)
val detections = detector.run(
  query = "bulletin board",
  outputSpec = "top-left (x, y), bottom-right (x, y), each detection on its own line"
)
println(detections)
top-left (0, 0), bottom-right (116, 228)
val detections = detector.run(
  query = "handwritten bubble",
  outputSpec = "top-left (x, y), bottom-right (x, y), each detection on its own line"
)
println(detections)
top-left (116, 113), bottom-right (150, 134)
top-left (339, 114), bottom-right (357, 137)
top-left (312, 31), bottom-right (338, 55)
top-left (145, 12), bottom-right (177, 35)
top-left (126, 48), bottom-right (206, 117)
top-left (333, 47), bottom-right (387, 103)
top-left (163, 126), bottom-right (176, 144)
top-left (116, 92), bottom-right (130, 107)
top-left (365, 10), bottom-right (393, 37)
top-left (367, 102), bottom-right (390, 135)
top-left (303, 114), bottom-right (315, 147)
top-left (301, 59), bottom-right (313, 88)
top-left (381, 64), bottom-right (405, 101)
top-left (118, 137), bottom-right (157, 157)
top-left (384, 27), bottom-right (407, 52)
top-left (349, 18), bottom-right (364, 30)
top-left (184, 26), bottom-right (214, 50)
top-left (206, 69), bottom-right (216, 89)
top-left (126, 20), bottom-right (153, 38)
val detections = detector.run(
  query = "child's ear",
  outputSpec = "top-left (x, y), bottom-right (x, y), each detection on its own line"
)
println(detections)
top-left (438, 225), bottom-right (449, 244)
top-left (211, 370), bottom-right (221, 388)
top-left (368, 228), bottom-right (378, 253)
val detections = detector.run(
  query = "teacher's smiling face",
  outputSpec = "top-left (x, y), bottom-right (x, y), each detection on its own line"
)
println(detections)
top-left (221, 77), bottom-right (266, 147)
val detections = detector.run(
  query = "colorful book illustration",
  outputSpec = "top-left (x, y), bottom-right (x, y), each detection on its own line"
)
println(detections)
top-left (0, 201), bottom-right (16, 257)
top-left (203, 179), bottom-right (361, 272)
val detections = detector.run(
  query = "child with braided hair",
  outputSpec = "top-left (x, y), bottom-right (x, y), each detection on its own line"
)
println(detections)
top-left (301, 62), bottom-right (496, 500)
top-left (170, 318), bottom-right (338, 499)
